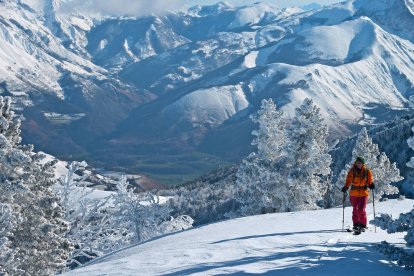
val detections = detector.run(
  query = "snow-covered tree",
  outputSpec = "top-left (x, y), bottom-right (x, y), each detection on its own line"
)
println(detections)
top-left (112, 176), bottom-right (173, 244)
top-left (58, 161), bottom-right (90, 215)
top-left (336, 127), bottom-right (401, 203)
top-left (236, 99), bottom-right (287, 215)
top-left (56, 161), bottom-right (113, 269)
top-left (0, 96), bottom-right (71, 274)
top-left (57, 166), bottom-right (194, 269)
top-left (12, 154), bottom-right (72, 275)
top-left (0, 96), bottom-right (22, 274)
top-left (284, 98), bottom-right (332, 211)
top-left (167, 166), bottom-right (239, 225)
top-left (375, 152), bottom-right (403, 198)
top-left (351, 127), bottom-right (379, 166)
top-left (237, 98), bottom-right (332, 214)
top-left (251, 98), bottom-right (285, 161)
top-left (0, 203), bottom-right (14, 274)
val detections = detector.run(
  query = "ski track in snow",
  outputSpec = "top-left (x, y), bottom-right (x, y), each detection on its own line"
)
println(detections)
top-left (64, 199), bottom-right (413, 275)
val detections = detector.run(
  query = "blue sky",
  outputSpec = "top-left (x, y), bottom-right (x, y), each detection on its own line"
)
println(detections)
top-left (184, 0), bottom-right (342, 8)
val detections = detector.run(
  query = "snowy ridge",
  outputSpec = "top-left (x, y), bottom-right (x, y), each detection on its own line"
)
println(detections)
top-left (234, 58), bottom-right (410, 135)
top-left (217, 16), bottom-right (414, 135)
top-left (65, 199), bottom-right (414, 275)
top-left (87, 17), bottom-right (190, 68)
top-left (227, 3), bottom-right (281, 29)
top-left (353, 0), bottom-right (414, 42)
top-left (0, 0), bottom-right (105, 101)
top-left (162, 85), bottom-right (249, 128)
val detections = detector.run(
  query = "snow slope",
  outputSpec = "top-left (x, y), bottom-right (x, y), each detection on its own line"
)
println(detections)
top-left (162, 85), bottom-right (249, 128)
top-left (65, 199), bottom-right (414, 275)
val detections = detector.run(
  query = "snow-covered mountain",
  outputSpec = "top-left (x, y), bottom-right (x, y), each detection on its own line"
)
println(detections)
top-left (100, 0), bottom-right (414, 181)
top-left (1, 0), bottom-right (414, 184)
top-left (64, 198), bottom-right (414, 275)
top-left (0, 0), bottom-right (153, 155)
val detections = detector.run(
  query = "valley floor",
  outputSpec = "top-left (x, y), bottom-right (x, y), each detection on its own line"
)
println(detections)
top-left (64, 199), bottom-right (414, 275)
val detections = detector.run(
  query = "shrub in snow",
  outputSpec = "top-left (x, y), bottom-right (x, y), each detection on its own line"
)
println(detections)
top-left (375, 241), bottom-right (414, 271)
top-left (373, 211), bottom-right (414, 270)
top-left (159, 215), bottom-right (194, 234)
top-left (112, 176), bottom-right (174, 243)
top-left (0, 96), bottom-right (71, 274)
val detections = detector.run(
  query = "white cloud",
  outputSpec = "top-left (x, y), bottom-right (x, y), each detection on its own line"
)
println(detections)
top-left (60, 0), bottom-right (186, 16)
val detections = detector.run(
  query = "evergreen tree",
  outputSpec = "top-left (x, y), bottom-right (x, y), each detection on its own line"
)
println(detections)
top-left (235, 99), bottom-right (286, 215)
top-left (352, 128), bottom-right (379, 166)
top-left (375, 152), bottom-right (402, 198)
top-left (0, 203), bottom-right (15, 274)
top-left (237, 98), bottom-right (331, 214)
top-left (13, 154), bottom-right (71, 275)
top-left (284, 98), bottom-right (331, 211)
top-left (0, 96), bottom-right (71, 274)
top-left (251, 98), bottom-right (285, 161)
top-left (0, 96), bottom-right (22, 274)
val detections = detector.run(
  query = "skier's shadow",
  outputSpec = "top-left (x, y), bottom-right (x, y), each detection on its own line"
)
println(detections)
top-left (212, 229), bottom-right (345, 244)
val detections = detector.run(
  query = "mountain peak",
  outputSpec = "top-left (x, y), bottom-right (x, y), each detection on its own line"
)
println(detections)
top-left (187, 1), bottom-right (234, 17)
top-left (353, 0), bottom-right (414, 42)
top-left (406, 0), bottom-right (414, 15)
top-left (227, 2), bottom-right (281, 29)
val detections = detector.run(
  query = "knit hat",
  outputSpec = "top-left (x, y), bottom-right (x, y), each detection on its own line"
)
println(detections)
top-left (355, 156), bottom-right (365, 164)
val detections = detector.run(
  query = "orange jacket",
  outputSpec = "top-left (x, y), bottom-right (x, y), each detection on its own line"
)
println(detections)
top-left (345, 164), bottom-right (373, 197)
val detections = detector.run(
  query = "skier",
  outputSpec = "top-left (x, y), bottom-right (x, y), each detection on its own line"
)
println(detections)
top-left (341, 157), bottom-right (375, 234)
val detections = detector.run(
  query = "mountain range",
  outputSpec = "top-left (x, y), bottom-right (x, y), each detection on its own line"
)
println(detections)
top-left (1, 0), bottom-right (413, 184)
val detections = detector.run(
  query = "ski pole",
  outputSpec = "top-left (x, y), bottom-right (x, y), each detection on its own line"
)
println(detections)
top-left (372, 190), bottom-right (376, 233)
top-left (342, 192), bottom-right (346, 231)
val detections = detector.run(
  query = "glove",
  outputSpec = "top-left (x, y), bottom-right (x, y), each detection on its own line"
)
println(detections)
top-left (369, 183), bottom-right (375, 190)
top-left (341, 186), bottom-right (348, 193)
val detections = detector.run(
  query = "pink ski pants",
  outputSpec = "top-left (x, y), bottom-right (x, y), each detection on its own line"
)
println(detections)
top-left (350, 196), bottom-right (369, 227)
